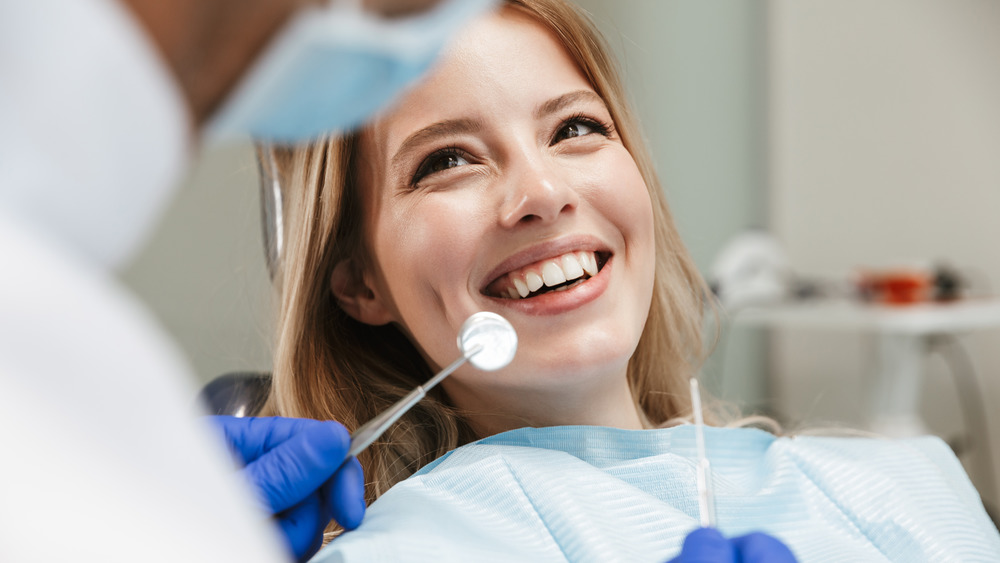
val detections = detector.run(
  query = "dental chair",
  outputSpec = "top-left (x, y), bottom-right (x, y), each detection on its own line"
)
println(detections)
top-left (200, 371), bottom-right (271, 417)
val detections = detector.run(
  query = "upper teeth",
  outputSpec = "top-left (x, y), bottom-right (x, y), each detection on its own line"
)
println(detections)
top-left (500, 251), bottom-right (599, 299)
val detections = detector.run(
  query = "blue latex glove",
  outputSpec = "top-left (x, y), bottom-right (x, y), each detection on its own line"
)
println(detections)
top-left (668, 527), bottom-right (797, 563)
top-left (211, 416), bottom-right (366, 562)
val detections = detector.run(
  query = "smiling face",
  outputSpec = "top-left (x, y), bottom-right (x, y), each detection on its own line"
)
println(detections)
top-left (340, 7), bottom-right (656, 433)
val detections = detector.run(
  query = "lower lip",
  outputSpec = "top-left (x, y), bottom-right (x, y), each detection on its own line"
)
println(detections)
top-left (485, 256), bottom-right (613, 316)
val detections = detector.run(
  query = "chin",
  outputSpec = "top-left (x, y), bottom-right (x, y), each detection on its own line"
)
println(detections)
top-left (512, 324), bottom-right (639, 383)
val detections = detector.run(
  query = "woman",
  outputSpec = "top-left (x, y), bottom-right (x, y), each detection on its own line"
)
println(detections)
top-left (265, 0), bottom-right (707, 497)
top-left (261, 1), bottom-right (998, 561)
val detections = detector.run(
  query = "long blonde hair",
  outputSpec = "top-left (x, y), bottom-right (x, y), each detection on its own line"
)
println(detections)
top-left (261, 0), bottom-right (711, 509)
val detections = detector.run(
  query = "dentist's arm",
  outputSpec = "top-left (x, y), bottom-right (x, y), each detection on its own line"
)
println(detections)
top-left (211, 416), bottom-right (365, 562)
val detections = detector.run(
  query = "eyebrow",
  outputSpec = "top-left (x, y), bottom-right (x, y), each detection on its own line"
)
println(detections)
top-left (534, 90), bottom-right (605, 120)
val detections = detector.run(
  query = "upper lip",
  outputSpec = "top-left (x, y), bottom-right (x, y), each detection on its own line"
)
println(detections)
top-left (478, 235), bottom-right (611, 294)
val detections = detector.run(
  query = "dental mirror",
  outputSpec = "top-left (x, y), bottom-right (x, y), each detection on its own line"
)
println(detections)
top-left (458, 312), bottom-right (517, 371)
top-left (348, 312), bottom-right (517, 457)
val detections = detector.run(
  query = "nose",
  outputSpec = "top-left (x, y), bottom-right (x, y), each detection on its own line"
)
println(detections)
top-left (498, 157), bottom-right (579, 228)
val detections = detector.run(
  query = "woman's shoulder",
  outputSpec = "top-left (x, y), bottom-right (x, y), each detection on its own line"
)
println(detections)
top-left (778, 432), bottom-right (973, 494)
top-left (417, 426), bottom-right (969, 494)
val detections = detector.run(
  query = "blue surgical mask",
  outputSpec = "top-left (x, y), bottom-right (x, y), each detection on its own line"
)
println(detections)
top-left (208, 0), bottom-right (498, 143)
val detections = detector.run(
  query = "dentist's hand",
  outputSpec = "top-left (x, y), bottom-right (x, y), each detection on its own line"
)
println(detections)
top-left (667, 527), bottom-right (797, 563)
top-left (211, 416), bottom-right (366, 562)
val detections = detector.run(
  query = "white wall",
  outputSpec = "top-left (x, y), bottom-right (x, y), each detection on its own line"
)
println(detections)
top-left (768, 0), bottom-right (1000, 509)
top-left (119, 143), bottom-right (274, 384)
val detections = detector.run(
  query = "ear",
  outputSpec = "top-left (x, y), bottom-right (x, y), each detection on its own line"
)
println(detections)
top-left (330, 260), bottom-right (394, 326)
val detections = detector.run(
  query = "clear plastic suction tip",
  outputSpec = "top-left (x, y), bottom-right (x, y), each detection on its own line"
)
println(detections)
top-left (457, 312), bottom-right (517, 371)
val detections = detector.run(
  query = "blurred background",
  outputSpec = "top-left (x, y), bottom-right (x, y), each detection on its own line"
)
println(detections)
top-left (120, 0), bottom-right (1000, 514)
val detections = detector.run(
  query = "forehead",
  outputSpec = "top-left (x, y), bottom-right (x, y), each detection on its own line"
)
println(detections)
top-left (365, 7), bottom-right (594, 161)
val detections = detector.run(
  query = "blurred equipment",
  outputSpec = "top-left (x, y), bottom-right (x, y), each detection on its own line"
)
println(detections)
top-left (711, 233), bottom-right (969, 311)
top-left (714, 230), bottom-right (1000, 437)
top-left (710, 231), bottom-right (791, 310)
top-left (855, 264), bottom-right (966, 305)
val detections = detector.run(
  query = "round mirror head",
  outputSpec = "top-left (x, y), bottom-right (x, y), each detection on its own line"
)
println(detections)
top-left (457, 312), bottom-right (517, 371)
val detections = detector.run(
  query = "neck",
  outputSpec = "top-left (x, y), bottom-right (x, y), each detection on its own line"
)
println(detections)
top-left (447, 369), bottom-right (646, 439)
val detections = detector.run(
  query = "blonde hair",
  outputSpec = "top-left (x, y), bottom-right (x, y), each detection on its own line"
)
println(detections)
top-left (261, 0), bottom-right (712, 513)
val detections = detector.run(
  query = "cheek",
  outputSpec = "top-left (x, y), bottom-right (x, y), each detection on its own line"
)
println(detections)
top-left (379, 211), bottom-right (454, 274)
top-left (586, 150), bottom-right (656, 249)
top-left (371, 193), bottom-right (487, 314)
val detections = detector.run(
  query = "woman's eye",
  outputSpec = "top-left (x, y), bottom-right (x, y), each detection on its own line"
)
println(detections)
top-left (412, 150), bottom-right (470, 185)
top-left (560, 122), bottom-right (595, 140)
top-left (551, 117), bottom-right (611, 145)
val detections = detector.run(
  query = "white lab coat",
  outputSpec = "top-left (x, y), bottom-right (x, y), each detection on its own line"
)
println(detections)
top-left (0, 0), bottom-right (287, 561)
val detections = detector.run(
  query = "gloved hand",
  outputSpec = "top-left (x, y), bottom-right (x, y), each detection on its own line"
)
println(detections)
top-left (667, 527), bottom-right (797, 563)
top-left (211, 415), bottom-right (366, 562)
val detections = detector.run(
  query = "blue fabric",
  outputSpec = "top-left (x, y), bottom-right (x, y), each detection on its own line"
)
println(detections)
top-left (312, 425), bottom-right (1000, 562)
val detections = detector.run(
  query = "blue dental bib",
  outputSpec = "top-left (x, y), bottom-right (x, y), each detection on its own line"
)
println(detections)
top-left (315, 425), bottom-right (999, 562)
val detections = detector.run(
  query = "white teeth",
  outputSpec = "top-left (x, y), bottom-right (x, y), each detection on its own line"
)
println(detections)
top-left (580, 251), bottom-right (598, 277)
top-left (513, 277), bottom-right (529, 298)
top-left (496, 251), bottom-right (602, 299)
top-left (561, 253), bottom-right (584, 280)
top-left (541, 261), bottom-right (567, 286)
top-left (525, 271), bottom-right (544, 292)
